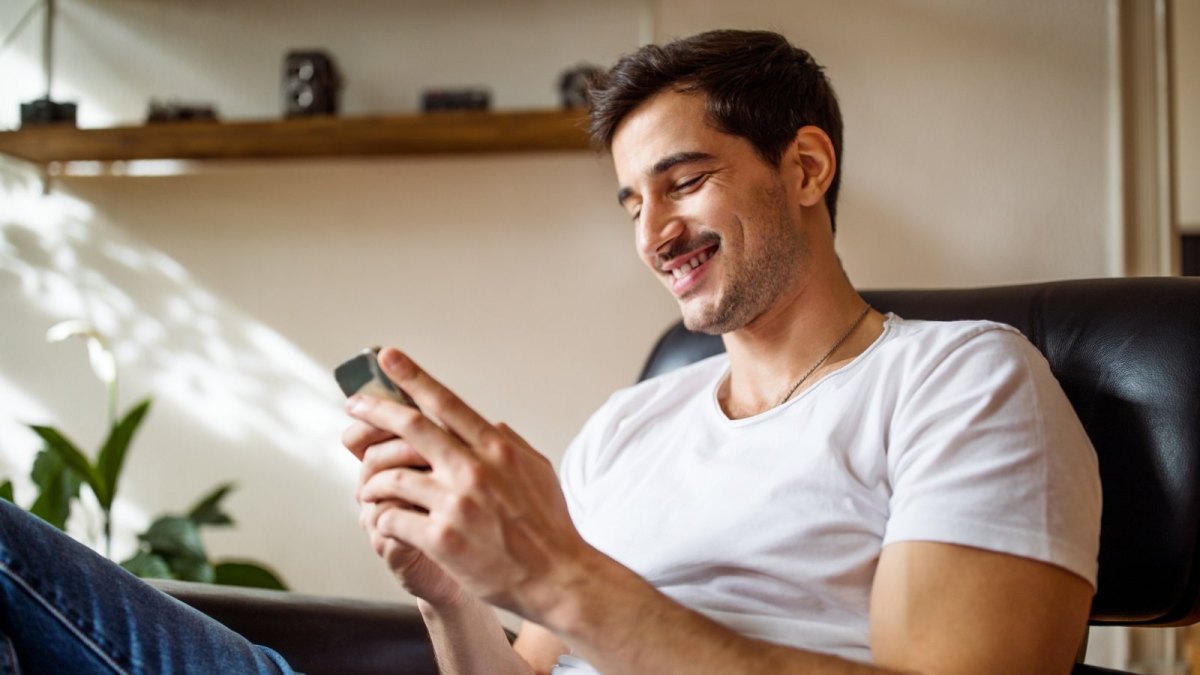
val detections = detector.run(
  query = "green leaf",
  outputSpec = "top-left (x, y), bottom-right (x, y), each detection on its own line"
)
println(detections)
top-left (28, 425), bottom-right (108, 507)
top-left (166, 555), bottom-right (215, 583)
top-left (0, 480), bottom-right (13, 502)
top-left (29, 489), bottom-right (70, 529)
top-left (140, 516), bottom-right (208, 561)
top-left (96, 398), bottom-right (152, 508)
top-left (214, 561), bottom-right (288, 590)
top-left (27, 449), bottom-right (81, 530)
top-left (120, 551), bottom-right (173, 579)
top-left (187, 482), bottom-right (235, 527)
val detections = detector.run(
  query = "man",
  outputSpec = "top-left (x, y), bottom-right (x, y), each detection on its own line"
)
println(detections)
top-left (342, 29), bottom-right (1101, 675)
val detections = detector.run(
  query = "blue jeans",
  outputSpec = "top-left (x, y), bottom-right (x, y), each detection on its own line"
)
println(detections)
top-left (0, 499), bottom-right (294, 674)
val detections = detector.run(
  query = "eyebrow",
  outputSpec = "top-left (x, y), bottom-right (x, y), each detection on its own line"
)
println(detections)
top-left (617, 151), bottom-right (717, 206)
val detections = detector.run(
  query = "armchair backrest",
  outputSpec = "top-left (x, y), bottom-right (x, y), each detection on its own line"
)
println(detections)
top-left (638, 278), bottom-right (1200, 627)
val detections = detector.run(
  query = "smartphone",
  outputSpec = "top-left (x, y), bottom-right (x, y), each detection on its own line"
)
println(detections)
top-left (334, 347), bottom-right (418, 408)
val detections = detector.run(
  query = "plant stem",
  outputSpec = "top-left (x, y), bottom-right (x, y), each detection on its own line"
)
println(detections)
top-left (106, 375), bottom-right (119, 559)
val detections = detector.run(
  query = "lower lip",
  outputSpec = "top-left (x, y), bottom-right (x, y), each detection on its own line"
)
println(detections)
top-left (670, 254), bottom-right (714, 296)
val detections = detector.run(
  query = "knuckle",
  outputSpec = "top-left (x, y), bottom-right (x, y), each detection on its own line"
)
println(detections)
top-left (375, 504), bottom-right (398, 533)
top-left (429, 521), bottom-right (463, 554)
top-left (447, 492), bottom-right (478, 519)
top-left (395, 405), bottom-right (426, 433)
top-left (490, 438), bottom-right (518, 467)
top-left (460, 461), bottom-right (488, 491)
top-left (477, 428), bottom-right (518, 468)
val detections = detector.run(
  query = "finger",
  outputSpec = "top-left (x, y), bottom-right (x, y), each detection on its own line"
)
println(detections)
top-left (361, 438), bottom-right (430, 479)
top-left (358, 438), bottom-right (429, 503)
top-left (342, 421), bottom-right (395, 461)
top-left (376, 348), bottom-right (494, 448)
top-left (376, 507), bottom-right (469, 562)
top-left (361, 467), bottom-right (441, 511)
top-left (347, 392), bottom-right (472, 467)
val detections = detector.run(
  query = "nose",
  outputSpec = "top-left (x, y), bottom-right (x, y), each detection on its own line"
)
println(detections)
top-left (637, 198), bottom-right (685, 264)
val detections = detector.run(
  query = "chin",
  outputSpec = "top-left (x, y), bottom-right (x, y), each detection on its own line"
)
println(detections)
top-left (680, 303), bottom-right (742, 336)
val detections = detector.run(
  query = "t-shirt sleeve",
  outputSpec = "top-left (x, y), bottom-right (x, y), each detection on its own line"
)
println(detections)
top-left (559, 427), bottom-right (591, 526)
top-left (559, 391), bottom-right (623, 527)
top-left (882, 326), bottom-right (1102, 587)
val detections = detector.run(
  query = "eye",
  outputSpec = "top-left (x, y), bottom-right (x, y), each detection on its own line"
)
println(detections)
top-left (671, 174), bottom-right (707, 196)
top-left (628, 204), bottom-right (642, 223)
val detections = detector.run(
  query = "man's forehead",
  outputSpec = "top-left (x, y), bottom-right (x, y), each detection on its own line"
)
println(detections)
top-left (611, 92), bottom-right (725, 181)
top-left (613, 91), bottom-right (708, 150)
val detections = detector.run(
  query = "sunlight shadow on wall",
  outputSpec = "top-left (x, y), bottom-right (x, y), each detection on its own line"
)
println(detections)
top-left (0, 157), bottom-right (370, 587)
top-left (2, 159), bottom-right (347, 461)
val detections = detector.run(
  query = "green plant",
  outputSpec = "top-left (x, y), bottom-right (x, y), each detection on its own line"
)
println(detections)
top-left (120, 482), bottom-right (286, 589)
top-left (1, 320), bottom-right (286, 590)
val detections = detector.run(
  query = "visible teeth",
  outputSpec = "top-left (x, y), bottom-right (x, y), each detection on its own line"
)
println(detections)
top-left (670, 250), bottom-right (713, 280)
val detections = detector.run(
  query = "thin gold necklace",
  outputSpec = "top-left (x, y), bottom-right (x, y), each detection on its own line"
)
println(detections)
top-left (776, 303), bottom-right (872, 407)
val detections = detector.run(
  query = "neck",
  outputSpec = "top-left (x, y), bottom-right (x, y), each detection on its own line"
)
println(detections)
top-left (717, 257), bottom-right (882, 419)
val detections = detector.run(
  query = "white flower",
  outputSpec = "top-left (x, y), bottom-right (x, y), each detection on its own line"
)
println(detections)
top-left (46, 320), bottom-right (117, 388)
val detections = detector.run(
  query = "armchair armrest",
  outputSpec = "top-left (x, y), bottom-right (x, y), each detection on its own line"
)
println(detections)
top-left (149, 580), bottom-right (437, 675)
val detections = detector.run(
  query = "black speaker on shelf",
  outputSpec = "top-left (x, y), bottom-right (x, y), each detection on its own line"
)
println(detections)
top-left (282, 50), bottom-right (342, 118)
top-left (20, 96), bottom-right (76, 127)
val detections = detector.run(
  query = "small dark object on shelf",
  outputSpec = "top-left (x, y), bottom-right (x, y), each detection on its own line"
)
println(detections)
top-left (421, 88), bottom-right (491, 113)
top-left (20, 96), bottom-right (77, 128)
top-left (283, 50), bottom-right (342, 117)
top-left (146, 100), bottom-right (218, 124)
top-left (557, 64), bottom-right (602, 109)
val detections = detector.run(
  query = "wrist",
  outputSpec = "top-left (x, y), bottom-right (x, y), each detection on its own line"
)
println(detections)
top-left (417, 586), bottom-right (475, 622)
top-left (530, 546), bottom-right (649, 643)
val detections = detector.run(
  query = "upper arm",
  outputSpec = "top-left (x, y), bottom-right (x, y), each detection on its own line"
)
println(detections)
top-left (869, 541), bottom-right (1092, 675)
top-left (513, 620), bottom-right (569, 675)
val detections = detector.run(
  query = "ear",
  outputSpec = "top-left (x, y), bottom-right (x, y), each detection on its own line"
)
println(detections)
top-left (781, 126), bottom-right (837, 209)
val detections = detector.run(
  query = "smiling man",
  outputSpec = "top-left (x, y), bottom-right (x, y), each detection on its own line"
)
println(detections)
top-left (343, 29), bottom-right (1102, 675)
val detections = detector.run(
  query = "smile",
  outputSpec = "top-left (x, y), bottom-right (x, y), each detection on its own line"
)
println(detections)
top-left (662, 243), bottom-right (719, 296)
top-left (670, 249), bottom-right (712, 279)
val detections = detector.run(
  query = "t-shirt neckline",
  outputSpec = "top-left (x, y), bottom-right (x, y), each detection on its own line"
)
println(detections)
top-left (708, 312), bottom-right (899, 426)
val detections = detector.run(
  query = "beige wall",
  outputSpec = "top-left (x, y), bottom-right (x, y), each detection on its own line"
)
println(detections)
top-left (0, 0), bottom-right (1118, 610)
top-left (1174, 0), bottom-right (1199, 230)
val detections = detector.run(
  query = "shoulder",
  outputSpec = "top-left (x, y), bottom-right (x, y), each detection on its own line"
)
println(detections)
top-left (882, 316), bottom-right (1031, 359)
top-left (869, 316), bottom-right (1043, 391)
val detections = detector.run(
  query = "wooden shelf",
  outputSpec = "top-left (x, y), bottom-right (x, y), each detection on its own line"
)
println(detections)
top-left (0, 109), bottom-right (593, 163)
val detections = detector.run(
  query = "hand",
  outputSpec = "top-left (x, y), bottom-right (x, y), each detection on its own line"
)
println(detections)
top-left (347, 348), bottom-right (595, 621)
top-left (343, 422), bottom-right (463, 606)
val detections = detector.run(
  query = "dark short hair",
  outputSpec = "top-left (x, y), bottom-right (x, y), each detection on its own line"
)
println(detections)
top-left (589, 30), bottom-right (845, 230)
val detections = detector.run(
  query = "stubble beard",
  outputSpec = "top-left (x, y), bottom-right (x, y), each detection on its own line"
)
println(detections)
top-left (681, 182), bottom-right (808, 335)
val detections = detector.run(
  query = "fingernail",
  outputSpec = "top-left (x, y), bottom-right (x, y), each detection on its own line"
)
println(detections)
top-left (346, 395), bottom-right (366, 413)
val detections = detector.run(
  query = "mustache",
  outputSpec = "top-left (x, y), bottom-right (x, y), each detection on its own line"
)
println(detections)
top-left (655, 231), bottom-right (721, 272)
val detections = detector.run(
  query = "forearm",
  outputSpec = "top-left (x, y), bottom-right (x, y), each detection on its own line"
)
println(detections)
top-left (540, 553), bottom-right (903, 675)
top-left (419, 593), bottom-right (534, 675)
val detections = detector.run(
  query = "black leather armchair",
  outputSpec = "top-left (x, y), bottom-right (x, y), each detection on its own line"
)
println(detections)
top-left (643, 277), bottom-right (1200, 674)
top-left (164, 278), bottom-right (1200, 674)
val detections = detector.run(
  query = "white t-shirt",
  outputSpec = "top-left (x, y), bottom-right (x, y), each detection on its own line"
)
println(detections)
top-left (554, 316), bottom-right (1102, 671)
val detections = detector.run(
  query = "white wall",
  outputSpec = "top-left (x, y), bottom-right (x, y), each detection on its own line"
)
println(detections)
top-left (0, 0), bottom-right (1119, 612)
